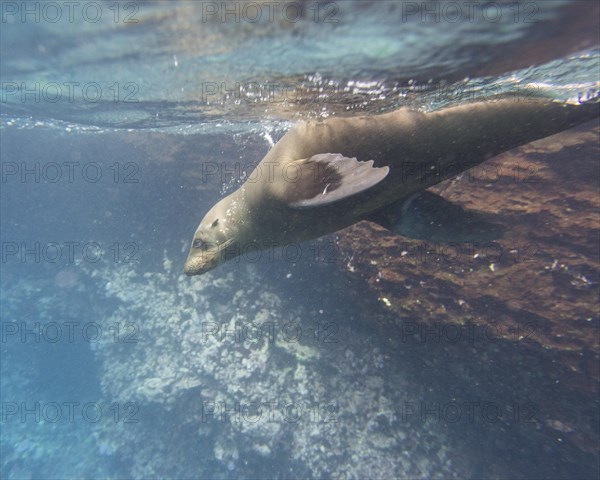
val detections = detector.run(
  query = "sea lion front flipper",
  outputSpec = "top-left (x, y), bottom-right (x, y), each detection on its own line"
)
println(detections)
top-left (284, 153), bottom-right (389, 209)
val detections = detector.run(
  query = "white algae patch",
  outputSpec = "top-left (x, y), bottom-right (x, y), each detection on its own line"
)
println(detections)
top-left (4, 261), bottom-right (457, 479)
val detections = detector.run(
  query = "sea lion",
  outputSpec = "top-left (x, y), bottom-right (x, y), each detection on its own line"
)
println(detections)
top-left (184, 97), bottom-right (598, 275)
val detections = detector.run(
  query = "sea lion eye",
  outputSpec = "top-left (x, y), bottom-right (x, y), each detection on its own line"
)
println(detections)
top-left (211, 219), bottom-right (219, 227)
top-left (193, 239), bottom-right (203, 249)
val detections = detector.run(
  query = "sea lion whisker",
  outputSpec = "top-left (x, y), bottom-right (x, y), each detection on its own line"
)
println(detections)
top-left (217, 238), bottom-right (235, 251)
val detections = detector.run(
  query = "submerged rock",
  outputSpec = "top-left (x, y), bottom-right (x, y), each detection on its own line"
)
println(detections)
top-left (335, 121), bottom-right (600, 458)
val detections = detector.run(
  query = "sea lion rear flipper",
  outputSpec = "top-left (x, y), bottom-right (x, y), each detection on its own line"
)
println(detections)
top-left (285, 153), bottom-right (389, 209)
top-left (367, 191), bottom-right (506, 242)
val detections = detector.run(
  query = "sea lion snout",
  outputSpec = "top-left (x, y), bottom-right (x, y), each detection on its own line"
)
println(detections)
top-left (183, 252), bottom-right (217, 276)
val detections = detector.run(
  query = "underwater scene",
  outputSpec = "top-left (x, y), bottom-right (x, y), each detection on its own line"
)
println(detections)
top-left (1, 1), bottom-right (599, 479)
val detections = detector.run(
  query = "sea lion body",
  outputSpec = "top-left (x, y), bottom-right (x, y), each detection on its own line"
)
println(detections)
top-left (185, 98), bottom-right (598, 275)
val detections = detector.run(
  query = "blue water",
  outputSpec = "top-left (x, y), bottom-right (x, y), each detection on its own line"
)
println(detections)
top-left (1, 1), bottom-right (599, 479)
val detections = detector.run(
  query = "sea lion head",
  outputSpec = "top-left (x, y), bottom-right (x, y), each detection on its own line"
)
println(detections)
top-left (184, 193), bottom-right (245, 276)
